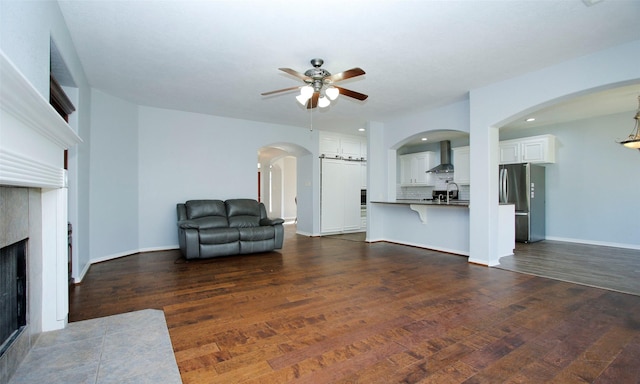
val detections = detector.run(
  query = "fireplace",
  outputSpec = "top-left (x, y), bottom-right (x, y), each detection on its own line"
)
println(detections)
top-left (0, 239), bottom-right (27, 357)
top-left (0, 51), bottom-right (82, 383)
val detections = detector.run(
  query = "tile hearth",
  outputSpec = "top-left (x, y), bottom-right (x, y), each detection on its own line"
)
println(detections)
top-left (8, 309), bottom-right (181, 384)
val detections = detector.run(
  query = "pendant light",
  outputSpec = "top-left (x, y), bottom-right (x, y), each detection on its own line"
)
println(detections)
top-left (618, 95), bottom-right (640, 150)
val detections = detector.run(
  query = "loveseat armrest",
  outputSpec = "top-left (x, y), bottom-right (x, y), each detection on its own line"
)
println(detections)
top-left (178, 220), bottom-right (199, 229)
top-left (177, 226), bottom-right (200, 259)
top-left (260, 217), bottom-right (284, 226)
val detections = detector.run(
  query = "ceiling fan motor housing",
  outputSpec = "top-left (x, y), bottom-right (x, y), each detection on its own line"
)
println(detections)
top-left (304, 68), bottom-right (331, 80)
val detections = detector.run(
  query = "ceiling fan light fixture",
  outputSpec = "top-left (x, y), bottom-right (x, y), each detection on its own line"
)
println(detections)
top-left (296, 94), bottom-right (309, 105)
top-left (318, 96), bottom-right (330, 108)
top-left (300, 85), bottom-right (314, 99)
top-left (326, 86), bottom-right (339, 101)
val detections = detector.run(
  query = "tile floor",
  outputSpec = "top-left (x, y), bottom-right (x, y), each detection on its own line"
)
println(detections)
top-left (8, 309), bottom-right (182, 384)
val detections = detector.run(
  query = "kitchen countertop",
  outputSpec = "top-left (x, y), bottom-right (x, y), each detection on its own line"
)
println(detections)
top-left (371, 200), bottom-right (515, 207)
top-left (372, 199), bottom-right (470, 207)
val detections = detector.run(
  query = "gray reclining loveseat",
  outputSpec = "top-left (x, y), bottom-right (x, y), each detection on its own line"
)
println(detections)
top-left (176, 199), bottom-right (284, 259)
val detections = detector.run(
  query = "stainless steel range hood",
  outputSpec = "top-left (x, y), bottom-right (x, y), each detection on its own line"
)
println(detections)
top-left (426, 140), bottom-right (454, 173)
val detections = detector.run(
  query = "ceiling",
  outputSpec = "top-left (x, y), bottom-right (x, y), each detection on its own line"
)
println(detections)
top-left (56, 0), bottom-right (640, 136)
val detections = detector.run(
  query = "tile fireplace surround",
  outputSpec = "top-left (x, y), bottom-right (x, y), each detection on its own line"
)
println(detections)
top-left (0, 51), bottom-right (82, 382)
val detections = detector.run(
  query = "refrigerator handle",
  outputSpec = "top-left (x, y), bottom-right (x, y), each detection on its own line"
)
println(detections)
top-left (499, 168), bottom-right (503, 202)
top-left (504, 169), bottom-right (508, 202)
top-left (499, 168), bottom-right (508, 203)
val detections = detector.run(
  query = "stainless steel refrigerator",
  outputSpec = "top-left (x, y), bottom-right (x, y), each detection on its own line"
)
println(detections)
top-left (499, 163), bottom-right (545, 243)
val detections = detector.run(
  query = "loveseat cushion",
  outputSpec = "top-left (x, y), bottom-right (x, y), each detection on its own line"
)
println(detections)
top-left (199, 228), bottom-right (239, 244)
top-left (186, 200), bottom-right (227, 220)
top-left (238, 226), bottom-right (275, 241)
top-left (200, 242), bottom-right (240, 258)
top-left (226, 199), bottom-right (261, 228)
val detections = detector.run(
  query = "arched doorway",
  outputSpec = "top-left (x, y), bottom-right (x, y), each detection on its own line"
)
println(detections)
top-left (258, 143), bottom-right (311, 227)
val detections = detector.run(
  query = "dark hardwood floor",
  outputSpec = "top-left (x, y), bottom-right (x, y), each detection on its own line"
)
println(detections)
top-left (70, 226), bottom-right (640, 383)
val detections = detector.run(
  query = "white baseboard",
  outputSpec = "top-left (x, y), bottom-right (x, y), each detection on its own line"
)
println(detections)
top-left (545, 236), bottom-right (640, 251)
top-left (139, 245), bottom-right (180, 253)
top-left (76, 261), bottom-right (91, 283)
top-left (364, 237), bottom-right (469, 257)
top-left (75, 245), bottom-right (180, 283)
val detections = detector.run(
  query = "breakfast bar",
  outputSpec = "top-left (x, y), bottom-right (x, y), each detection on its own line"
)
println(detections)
top-left (369, 200), bottom-right (514, 260)
top-left (373, 199), bottom-right (469, 223)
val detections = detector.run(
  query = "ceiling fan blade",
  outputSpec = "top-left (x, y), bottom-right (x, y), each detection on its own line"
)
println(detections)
top-left (306, 92), bottom-right (320, 109)
top-left (279, 68), bottom-right (311, 81)
top-left (326, 67), bottom-right (365, 83)
top-left (335, 86), bottom-right (368, 101)
top-left (261, 86), bottom-right (301, 96)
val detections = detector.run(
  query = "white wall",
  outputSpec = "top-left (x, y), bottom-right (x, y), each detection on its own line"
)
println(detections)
top-left (267, 156), bottom-right (297, 221)
top-left (136, 106), bottom-right (317, 251)
top-left (89, 90), bottom-right (139, 261)
top-left (282, 156), bottom-right (297, 221)
top-left (500, 112), bottom-right (640, 248)
top-left (385, 99), bottom-right (470, 149)
top-left (269, 162), bottom-right (283, 217)
top-left (0, 1), bottom-right (55, 97)
top-left (295, 151), bottom-right (317, 236)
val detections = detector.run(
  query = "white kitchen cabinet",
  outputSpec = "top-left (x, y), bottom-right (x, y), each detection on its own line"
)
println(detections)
top-left (321, 159), bottom-right (362, 233)
top-left (452, 146), bottom-right (470, 185)
top-left (499, 135), bottom-right (556, 164)
top-left (319, 135), bottom-right (341, 158)
top-left (521, 136), bottom-right (555, 163)
top-left (361, 162), bottom-right (367, 189)
top-left (319, 132), bottom-right (366, 160)
top-left (340, 136), bottom-right (362, 159)
top-left (399, 151), bottom-right (437, 186)
top-left (399, 154), bottom-right (412, 185)
top-left (499, 141), bottom-right (520, 164)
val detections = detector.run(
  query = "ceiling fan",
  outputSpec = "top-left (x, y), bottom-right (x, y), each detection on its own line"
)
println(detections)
top-left (261, 58), bottom-right (368, 109)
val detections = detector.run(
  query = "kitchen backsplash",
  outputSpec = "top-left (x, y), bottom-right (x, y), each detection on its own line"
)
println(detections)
top-left (397, 173), bottom-right (470, 200)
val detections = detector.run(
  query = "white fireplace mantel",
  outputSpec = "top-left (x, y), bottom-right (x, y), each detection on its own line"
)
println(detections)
top-left (0, 50), bottom-right (82, 188)
top-left (0, 50), bottom-right (82, 332)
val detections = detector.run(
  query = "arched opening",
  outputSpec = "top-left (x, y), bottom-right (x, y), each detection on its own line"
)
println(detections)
top-left (258, 143), bottom-right (311, 228)
top-left (390, 129), bottom-right (469, 202)
top-left (494, 82), bottom-right (640, 247)
top-left (487, 82), bottom-right (640, 290)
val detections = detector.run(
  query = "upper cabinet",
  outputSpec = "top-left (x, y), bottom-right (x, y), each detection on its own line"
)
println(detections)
top-left (499, 134), bottom-right (556, 164)
top-left (399, 151), bottom-right (437, 186)
top-left (319, 132), bottom-right (366, 160)
top-left (452, 146), bottom-right (470, 185)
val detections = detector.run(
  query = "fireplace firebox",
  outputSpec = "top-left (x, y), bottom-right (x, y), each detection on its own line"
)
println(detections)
top-left (0, 239), bottom-right (27, 357)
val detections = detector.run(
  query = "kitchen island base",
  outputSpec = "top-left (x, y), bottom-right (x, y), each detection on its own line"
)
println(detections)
top-left (369, 201), bottom-right (515, 263)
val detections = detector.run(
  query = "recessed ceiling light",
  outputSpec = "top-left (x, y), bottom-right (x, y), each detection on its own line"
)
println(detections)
top-left (525, 118), bottom-right (536, 122)
top-left (421, 138), bottom-right (428, 141)
top-left (358, 128), bottom-right (365, 132)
